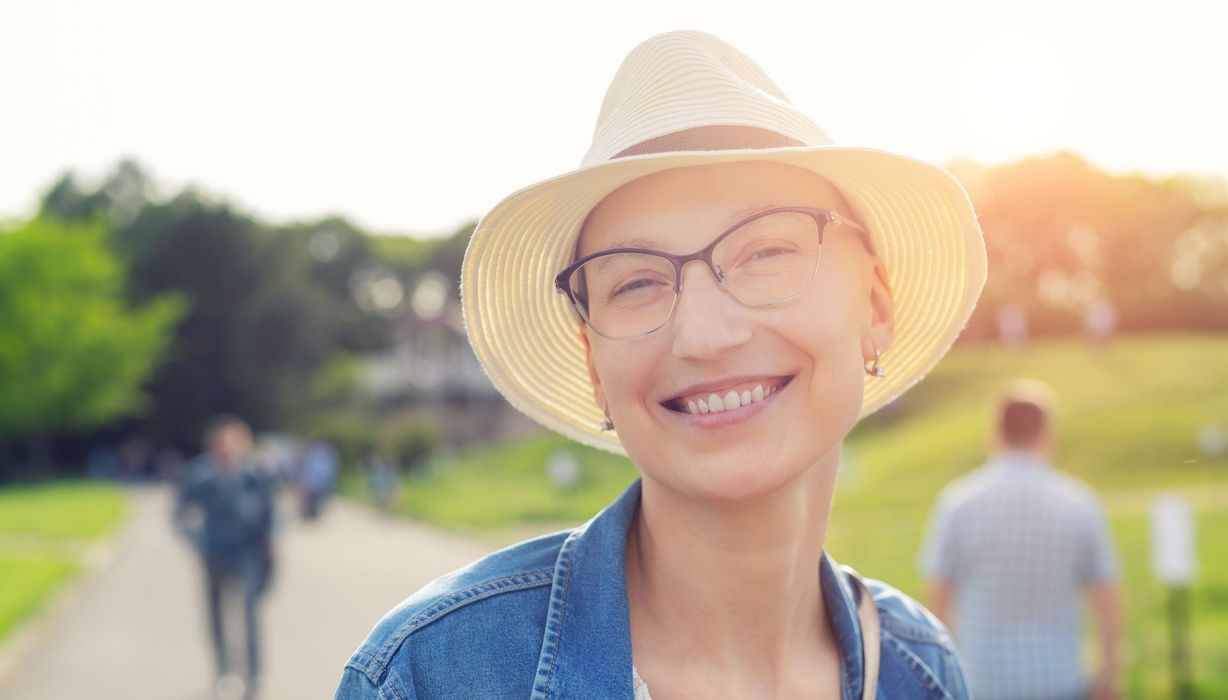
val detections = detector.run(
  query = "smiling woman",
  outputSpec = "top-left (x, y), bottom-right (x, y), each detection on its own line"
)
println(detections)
top-left (336, 30), bottom-right (986, 700)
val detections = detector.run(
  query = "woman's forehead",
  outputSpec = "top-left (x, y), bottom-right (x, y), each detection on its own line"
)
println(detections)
top-left (577, 161), bottom-right (849, 256)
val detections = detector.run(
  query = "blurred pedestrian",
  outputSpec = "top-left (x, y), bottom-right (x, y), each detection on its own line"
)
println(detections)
top-left (298, 438), bottom-right (338, 520)
top-left (174, 414), bottom-right (276, 699)
top-left (86, 445), bottom-right (119, 479)
top-left (1084, 297), bottom-right (1118, 345)
top-left (996, 301), bottom-right (1029, 347)
top-left (365, 451), bottom-right (398, 512)
top-left (919, 379), bottom-right (1123, 700)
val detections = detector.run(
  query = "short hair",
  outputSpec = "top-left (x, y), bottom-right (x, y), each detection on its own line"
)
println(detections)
top-left (202, 413), bottom-right (252, 448)
top-left (995, 380), bottom-right (1057, 448)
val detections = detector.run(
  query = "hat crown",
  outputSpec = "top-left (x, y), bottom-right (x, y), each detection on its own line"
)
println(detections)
top-left (581, 30), bottom-right (833, 166)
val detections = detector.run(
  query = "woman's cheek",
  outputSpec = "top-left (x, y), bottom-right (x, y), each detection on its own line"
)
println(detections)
top-left (592, 342), bottom-right (648, 423)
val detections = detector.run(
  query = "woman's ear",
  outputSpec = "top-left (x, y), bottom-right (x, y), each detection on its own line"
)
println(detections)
top-left (863, 257), bottom-right (895, 360)
top-left (579, 324), bottom-right (608, 415)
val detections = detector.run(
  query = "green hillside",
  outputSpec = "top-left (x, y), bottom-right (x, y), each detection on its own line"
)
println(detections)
top-left (372, 334), bottom-right (1227, 533)
top-left (830, 332), bottom-right (1227, 593)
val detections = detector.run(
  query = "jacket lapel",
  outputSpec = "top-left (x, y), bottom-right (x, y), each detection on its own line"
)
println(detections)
top-left (531, 479), bottom-right (641, 699)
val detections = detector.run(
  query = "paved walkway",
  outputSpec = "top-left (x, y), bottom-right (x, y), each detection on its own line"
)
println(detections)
top-left (0, 485), bottom-right (497, 699)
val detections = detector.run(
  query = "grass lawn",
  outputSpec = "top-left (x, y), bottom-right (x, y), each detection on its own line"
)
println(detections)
top-left (346, 333), bottom-right (1228, 698)
top-left (0, 481), bottom-right (127, 644)
top-left (0, 557), bottom-right (77, 644)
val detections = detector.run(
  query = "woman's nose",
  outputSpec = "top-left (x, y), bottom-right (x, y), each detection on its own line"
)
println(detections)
top-left (668, 261), bottom-right (752, 359)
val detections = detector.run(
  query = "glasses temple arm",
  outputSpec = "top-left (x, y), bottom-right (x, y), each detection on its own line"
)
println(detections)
top-left (832, 211), bottom-right (877, 257)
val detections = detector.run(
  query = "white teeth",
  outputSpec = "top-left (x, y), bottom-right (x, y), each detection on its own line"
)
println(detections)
top-left (678, 381), bottom-right (785, 415)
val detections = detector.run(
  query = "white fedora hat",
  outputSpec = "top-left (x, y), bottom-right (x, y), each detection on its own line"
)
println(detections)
top-left (461, 30), bottom-right (987, 455)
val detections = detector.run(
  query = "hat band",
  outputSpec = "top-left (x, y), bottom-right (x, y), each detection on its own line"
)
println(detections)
top-left (611, 125), bottom-right (807, 160)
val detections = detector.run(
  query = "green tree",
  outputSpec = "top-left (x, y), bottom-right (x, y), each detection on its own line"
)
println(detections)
top-left (104, 193), bottom-right (353, 447)
top-left (41, 163), bottom-right (402, 448)
top-left (35, 160), bottom-right (488, 452)
top-left (954, 152), bottom-right (1228, 339)
top-left (0, 217), bottom-right (183, 469)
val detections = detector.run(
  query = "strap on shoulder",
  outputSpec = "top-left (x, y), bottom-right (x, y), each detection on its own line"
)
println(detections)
top-left (846, 568), bottom-right (880, 700)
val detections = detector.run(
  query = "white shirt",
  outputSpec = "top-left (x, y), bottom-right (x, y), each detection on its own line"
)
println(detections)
top-left (919, 451), bottom-right (1120, 700)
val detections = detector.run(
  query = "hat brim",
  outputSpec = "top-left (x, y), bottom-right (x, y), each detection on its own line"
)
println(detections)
top-left (461, 146), bottom-right (987, 456)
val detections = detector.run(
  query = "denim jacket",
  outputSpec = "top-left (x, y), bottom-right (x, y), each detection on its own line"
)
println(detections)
top-left (173, 457), bottom-right (275, 561)
top-left (336, 479), bottom-right (970, 699)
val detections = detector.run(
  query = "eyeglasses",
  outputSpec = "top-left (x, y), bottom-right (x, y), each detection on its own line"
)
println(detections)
top-left (555, 206), bottom-right (867, 340)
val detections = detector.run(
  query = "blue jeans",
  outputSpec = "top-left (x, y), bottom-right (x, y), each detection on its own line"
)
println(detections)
top-left (204, 550), bottom-right (266, 681)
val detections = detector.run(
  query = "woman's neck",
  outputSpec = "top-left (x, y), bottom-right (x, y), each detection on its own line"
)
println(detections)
top-left (625, 448), bottom-right (842, 696)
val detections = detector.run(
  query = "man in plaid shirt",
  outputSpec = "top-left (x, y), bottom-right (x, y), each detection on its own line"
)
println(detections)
top-left (919, 380), bottom-right (1123, 700)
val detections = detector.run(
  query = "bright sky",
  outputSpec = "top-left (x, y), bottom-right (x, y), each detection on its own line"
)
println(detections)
top-left (2, 0), bottom-right (1225, 236)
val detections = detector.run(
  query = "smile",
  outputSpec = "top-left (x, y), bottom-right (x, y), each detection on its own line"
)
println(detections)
top-left (662, 375), bottom-right (793, 415)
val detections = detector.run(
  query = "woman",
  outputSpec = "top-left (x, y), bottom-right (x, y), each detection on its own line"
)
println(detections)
top-left (336, 30), bottom-right (985, 699)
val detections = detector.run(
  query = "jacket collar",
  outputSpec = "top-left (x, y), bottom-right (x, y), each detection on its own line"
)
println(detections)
top-left (530, 478), bottom-right (866, 699)
top-left (990, 449), bottom-right (1052, 473)
top-left (822, 542), bottom-right (867, 700)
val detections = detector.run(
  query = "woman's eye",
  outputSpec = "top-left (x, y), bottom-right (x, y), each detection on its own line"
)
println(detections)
top-left (611, 277), bottom-right (661, 298)
top-left (743, 245), bottom-right (798, 264)
top-left (750, 247), bottom-right (789, 260)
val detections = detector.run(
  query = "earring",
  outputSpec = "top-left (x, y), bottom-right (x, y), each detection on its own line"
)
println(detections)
top-left (599, 406), bottom-right (615, 432)
top-left (864, 345), bottom-right (886, 378)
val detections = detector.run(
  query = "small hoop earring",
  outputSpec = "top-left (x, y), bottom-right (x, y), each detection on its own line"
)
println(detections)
top-left (599, 419), bottom-right (615, 432)
top-left (864, 346), bottom-right (886, 378)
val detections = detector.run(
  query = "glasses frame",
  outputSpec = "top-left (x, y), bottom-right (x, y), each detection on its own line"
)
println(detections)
top-left (554, 206), bottom-right (868, 340)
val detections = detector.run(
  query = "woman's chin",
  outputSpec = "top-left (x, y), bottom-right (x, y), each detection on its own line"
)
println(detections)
top-left (647, 452), bottom-right (808, 507)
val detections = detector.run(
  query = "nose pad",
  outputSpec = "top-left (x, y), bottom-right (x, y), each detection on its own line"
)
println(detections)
top-left (674, 259), bottom-right (726, 305)
top-left (669, 260), bottom-right (752, 357)
top-left (676, 259), bottom-right (728, 295)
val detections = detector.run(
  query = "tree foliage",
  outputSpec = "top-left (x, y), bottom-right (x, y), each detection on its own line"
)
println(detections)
top-left (954, 152), bottom-right (1228, 339)
top-left (38, 162), bottom-right (417, 450)
top-left (0, 217), bottom-right (183, 438)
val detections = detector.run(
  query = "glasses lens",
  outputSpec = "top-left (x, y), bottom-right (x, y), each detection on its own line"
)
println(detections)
top-left (569, 252), bottom-right (676, 339)
top-left (714, 211), bottom-right (822, 305)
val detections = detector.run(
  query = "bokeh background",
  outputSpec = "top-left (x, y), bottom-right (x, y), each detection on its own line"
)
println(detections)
top-left (1, 1), bottom-right (1225, 698)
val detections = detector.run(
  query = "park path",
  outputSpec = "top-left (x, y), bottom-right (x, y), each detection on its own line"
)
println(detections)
top-left (0, 485), bottom-right (497, 700)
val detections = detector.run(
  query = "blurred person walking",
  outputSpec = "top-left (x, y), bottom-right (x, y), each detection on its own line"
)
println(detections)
top-left (365, 450), bottom-right (399, 512)
top-left (174, 414), bottom-right (277, 699)
top-left (919, 380), bottom-right (1123, 700)
top-left (297, 438), bottom-right (338, 520)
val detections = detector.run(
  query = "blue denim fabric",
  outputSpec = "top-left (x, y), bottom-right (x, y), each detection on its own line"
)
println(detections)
top-left (336, 479), bottom-right (970, 699)
top-left (174, 458), bottom-right (276, 559)
top-left (203, 549), bottom-right (266, 679)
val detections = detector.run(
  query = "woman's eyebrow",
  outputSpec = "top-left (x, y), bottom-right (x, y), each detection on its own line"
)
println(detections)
top-left (605, 204), bottom-right (779, 251)
top-left (724, 203), bottom-right (776, 227)
top-left (606, 238), bottom-right (662, 250)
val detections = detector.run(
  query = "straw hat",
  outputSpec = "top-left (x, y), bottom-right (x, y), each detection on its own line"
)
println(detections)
top-left (460, 30), bottom-right (987, 455)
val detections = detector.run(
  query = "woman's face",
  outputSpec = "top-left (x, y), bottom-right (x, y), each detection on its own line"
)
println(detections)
top-left (577, 160), bottom-right (894, 504)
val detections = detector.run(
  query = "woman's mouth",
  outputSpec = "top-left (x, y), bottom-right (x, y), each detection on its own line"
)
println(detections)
top-left (661, 375), bottom-right (794, 416)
